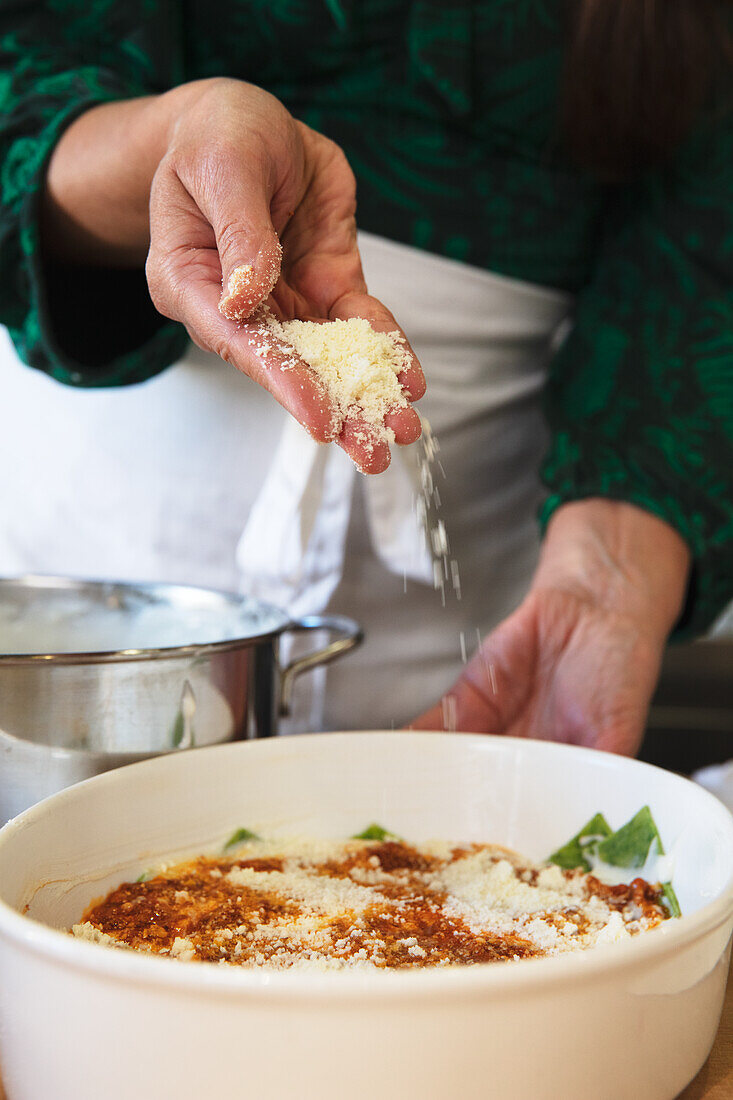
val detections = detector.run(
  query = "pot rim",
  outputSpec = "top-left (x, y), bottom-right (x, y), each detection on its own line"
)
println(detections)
top-left (0, 574), bottom-right (290, 665)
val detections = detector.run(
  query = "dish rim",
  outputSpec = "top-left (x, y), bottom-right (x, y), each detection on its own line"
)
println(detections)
top-left (1, 732), bottom-right (732, 1001)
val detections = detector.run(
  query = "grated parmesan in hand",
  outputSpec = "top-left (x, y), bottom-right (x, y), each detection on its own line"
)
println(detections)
top-left (262, 312), bottom-right (412, 444)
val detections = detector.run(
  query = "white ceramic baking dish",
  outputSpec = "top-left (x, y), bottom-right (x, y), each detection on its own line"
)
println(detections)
top-left (0, 732), bottom-right (731, 1100)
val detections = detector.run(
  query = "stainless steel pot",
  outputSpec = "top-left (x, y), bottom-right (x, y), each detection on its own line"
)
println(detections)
top-left (0, 576), bottom-right (362, 823)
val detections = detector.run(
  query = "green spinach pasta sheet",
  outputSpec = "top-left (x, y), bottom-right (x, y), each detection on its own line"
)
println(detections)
top-left (351, 824), bottom-right (402, 842)
top-left (549, 806), bottom-right (680, 918)
top-left (223, 827), bottom-right (261, 851)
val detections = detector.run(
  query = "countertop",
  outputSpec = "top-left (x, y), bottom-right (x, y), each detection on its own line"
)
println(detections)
top-left (1, 954), bottom-right (731, 1099)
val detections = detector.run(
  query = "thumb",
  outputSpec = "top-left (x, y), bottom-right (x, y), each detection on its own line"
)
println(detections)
top-left (194, 165), bottom-right (283, 321)
top-left (218, 228), bottom-right (283, 321)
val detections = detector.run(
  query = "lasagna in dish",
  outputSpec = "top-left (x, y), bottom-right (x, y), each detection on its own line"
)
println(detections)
top-left (72, 835), bottom-right (671, 970)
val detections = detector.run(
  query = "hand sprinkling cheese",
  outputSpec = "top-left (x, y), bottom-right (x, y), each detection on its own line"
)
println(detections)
top-left (212, 208), bottom-right (424, 474)
top-left (218, 268), bottom-right (413, 440)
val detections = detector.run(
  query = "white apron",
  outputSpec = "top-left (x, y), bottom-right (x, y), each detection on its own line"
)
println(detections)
top-left (0, 234), bottom-right (572, 730)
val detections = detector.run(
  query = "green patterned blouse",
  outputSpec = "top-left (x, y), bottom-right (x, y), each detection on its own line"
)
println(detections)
top-left (0, 1), bottom-right (731, 634)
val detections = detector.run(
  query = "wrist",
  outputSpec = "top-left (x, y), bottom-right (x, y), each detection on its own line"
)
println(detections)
top-left (534, 499), bottom-right (691, 641)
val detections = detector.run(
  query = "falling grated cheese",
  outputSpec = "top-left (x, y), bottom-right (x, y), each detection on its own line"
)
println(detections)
top-left (262, 313), bottom-right (411, 443)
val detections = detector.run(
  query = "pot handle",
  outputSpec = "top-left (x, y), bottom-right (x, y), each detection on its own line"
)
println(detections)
top-left (279, 614), bottom-right (364, 717)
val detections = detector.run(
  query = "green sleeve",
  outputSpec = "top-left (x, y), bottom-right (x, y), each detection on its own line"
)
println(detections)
top-left (540, 117), bottom-right (733, 638)
top-left (0, 2), bottom-right (188, 387)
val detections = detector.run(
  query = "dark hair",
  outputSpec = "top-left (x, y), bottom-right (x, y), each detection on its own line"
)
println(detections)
top-left (562, 0), bottom-right (733, 180)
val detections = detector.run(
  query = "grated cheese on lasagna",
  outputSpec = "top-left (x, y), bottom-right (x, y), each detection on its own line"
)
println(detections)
top-left (71, 837), bottom-right (670, 971)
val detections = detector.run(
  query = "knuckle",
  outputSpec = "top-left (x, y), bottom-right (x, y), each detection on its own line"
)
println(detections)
top-left (200, 75), bottom-right (238, 97)
top-left (325, 138), bottom-right (356, 186)
top-left (185, 77), bottom-right (240, 124)
top-left (210, 336), bottom-right (233, 364)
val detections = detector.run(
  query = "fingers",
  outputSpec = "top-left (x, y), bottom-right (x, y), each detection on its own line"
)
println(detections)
top-left (396, 355), bottom-right (427, 404)
top-left (337, 414), bottom-right (391, 475)
top-left (409, 668), bottom-right (500, 735)
top-left (327, 296), bottom-right (424, 460)
top-left (409, 675), bottom-right (505, 734)
top-left (332, 404), bottom-right (420, 474)
top-left (236, 309), bottom-right (340, 442)
top-left (409, 702), bottom-right (448, 732)
top-left (410, 609), bottom-right (534, 733)
top-left (385, 404), bottom-right (422, 446)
